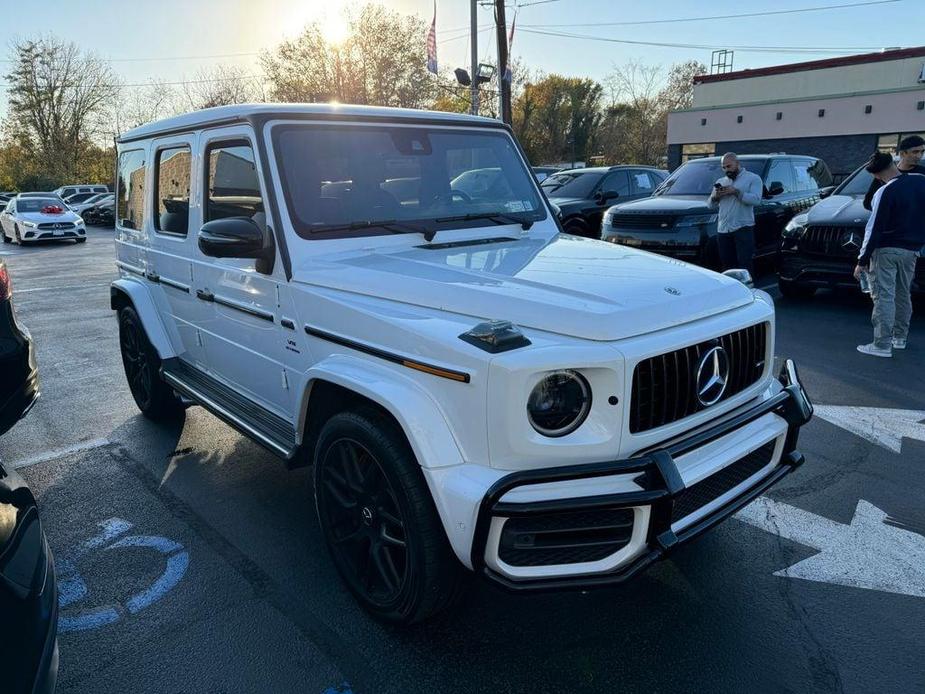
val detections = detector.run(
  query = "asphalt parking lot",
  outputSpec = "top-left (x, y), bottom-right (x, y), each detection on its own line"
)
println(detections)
top-left (2, 227), bottom-right (924, 694)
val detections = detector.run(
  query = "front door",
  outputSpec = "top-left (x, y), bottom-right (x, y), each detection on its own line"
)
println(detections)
top-left (755, 158), bottom-right (797, 257)
top-left (193, 128), bottom-right (293, 417)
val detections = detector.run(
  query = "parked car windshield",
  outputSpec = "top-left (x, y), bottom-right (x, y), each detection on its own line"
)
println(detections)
top-left (539, 170), bottom-right (604, 198)
top-left (834, 166), bottom-right (875, 196)
top-left (272, 124), bottom-right (545, 239)
top-left (17, 198), bottom-right (63, 212)
top-left (654, 159), bottom-right (766, 196)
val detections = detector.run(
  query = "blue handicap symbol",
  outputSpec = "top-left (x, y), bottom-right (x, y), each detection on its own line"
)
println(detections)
top-left (57, 517), bottom-right (190, 633)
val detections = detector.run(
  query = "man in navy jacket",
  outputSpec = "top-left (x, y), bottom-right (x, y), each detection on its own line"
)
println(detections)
top-left (854, 151), bottom-right (925, 357)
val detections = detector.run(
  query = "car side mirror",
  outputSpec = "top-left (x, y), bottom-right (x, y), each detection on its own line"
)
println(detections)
top-left (198, 217), bottom-right (270, 260)
top-left (597, 190), bottom-right (619, 204)
top-left (766, 181), bottom-right (784, 197)
top-left (818, 185), bottom-right (835, 199)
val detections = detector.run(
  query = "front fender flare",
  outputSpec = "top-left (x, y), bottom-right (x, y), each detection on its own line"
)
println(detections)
top-left (299, 354), bottom-right (466, 470)
top-left (110, 279), bottom-right (178, 360)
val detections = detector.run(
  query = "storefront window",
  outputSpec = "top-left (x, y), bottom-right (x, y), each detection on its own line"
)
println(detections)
top-left (681, 143), bottom-right (715, 163)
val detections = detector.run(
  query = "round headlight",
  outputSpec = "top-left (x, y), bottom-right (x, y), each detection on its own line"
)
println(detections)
top-left (527, 370), bottom-right (591, 437)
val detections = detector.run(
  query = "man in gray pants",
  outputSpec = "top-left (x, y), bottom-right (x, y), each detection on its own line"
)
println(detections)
top-left (854, 151), bottom-right (925, 357)
top-left (708, 152), bottom-right (763, 275)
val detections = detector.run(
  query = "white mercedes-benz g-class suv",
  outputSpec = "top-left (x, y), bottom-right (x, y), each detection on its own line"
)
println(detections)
top-left (112, 104), bottom-right (813, 624)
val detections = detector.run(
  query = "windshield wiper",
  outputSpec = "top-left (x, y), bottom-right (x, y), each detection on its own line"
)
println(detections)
top-left (311, 219), bottom-right (437, 242)
top-left (653, 179), bottom-right (675, 196)
top-left (434, 212), bottom-right (534, 230)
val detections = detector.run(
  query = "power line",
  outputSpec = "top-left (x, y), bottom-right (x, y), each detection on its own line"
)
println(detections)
top-left (518, 0), bottom-right (904, 28)
top-left (517, 27), bottom-right (897, 55)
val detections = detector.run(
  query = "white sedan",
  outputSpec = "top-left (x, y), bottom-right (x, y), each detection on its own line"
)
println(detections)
top-left (1, 195), bottom-right (87, 244)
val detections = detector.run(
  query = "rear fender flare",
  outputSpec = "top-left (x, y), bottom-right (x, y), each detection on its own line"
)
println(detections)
top-left (110, 279), bottom-right (178, 360)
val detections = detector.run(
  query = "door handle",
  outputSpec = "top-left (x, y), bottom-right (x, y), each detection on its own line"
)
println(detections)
top-left (196, 289), bottom-right (214, 302)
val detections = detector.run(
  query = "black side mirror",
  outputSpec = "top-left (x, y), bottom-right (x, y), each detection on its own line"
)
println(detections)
top-left (198, 217), bottom-right (269, 260)
top-left (818, 185), bottom-right (835, 199)
top-left (766, 181), bottom-right (784, 197)
top-left (596, 190), bottom-right (619, 204)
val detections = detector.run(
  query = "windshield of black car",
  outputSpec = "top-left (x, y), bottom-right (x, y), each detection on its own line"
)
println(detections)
top-left (272, 124), bottom-right (545, 239)
top-left (655, 159), bottom-right (766, 196)
top-left (18, 198), bottom-right (62, 212)
top-left (835, 167), bottom-right (875, 196)
top-left (539, 171), bottom-right (604, 198)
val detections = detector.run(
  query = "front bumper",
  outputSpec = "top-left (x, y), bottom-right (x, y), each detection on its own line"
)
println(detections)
top-left (779, 251), bottom-right (925, 292)
top-left (470, 359), bottom-right (812, 591)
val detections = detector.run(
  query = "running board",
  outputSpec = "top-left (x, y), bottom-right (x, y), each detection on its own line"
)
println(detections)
top-left (161, 358), bottom-right (298, 460)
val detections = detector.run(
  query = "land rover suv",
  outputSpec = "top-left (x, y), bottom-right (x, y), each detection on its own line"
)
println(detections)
top-left (602, 155), bottom-right (834, 268)
top-left (111, 104), bottom-right (813, 624)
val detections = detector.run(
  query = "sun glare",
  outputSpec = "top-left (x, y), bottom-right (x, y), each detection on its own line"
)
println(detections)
top-left (321, 12), bottom-right (351, 45)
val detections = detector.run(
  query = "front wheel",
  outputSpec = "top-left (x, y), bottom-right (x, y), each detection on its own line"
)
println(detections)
top-left (1, 227), bottom-right (9, 243)
top-left (75, 237), bottom-right (86, 244)
top-left (118, 306), bottom-right (184, 420)
top-left (314, 409), bottom-right (465, 624)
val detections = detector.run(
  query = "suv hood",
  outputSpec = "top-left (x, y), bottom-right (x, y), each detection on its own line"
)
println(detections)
top-left (293, 234), bottom-right (753, 341)
top-left (803, 194), bottom-right (868, 225)
top-left (611, 195), bottom-right (713, 214)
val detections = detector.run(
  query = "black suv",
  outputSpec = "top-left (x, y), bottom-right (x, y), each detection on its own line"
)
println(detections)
top-left (541, 166), bottom-right (668, 237)
top-left (778, 160), bottom-right (925, 298)
top-left (601, 155), bottom-right (834, 268)
top-left (0, 259), bottom-right (38, 436)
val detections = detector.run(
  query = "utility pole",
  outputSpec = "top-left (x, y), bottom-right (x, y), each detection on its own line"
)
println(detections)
top-left (470, 0), bottom-right (479, 115)
top-left (494, 0), bottom-right (512, 124)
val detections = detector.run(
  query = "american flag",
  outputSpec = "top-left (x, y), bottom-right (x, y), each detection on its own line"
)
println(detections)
top-left (503, 13), bottom-right (516, 82)
top-left (426, 2), bottom-right (437, 75)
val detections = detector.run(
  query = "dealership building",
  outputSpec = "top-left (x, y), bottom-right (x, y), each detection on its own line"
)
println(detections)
top-left (667, 46), bottom-right (925, 177)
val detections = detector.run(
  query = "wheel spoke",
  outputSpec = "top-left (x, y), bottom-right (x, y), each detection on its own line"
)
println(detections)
top-left (331, 525), bottom-right (364, 547)
top-left (323, 477), bottom-right (358, 511)
top-left (372, 543), bottom-right (402, 594)
top-left (338, 443), bottom-right (366, 493)
top-left (380, 524), bottom-right (406, 548)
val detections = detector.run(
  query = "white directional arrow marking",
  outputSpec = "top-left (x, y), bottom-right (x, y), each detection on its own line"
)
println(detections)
top-left (813, 405), bottom-right (925, 454)
top-left (735, 497), bottom-right (925, 599)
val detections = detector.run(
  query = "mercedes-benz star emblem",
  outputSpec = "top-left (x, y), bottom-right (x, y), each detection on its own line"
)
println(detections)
top-left (841, 231), bottom-right (860, 250)
top-left (361, 506), bottom-right (374, 525)
top-left (696, 345), bottom-right (730, 407)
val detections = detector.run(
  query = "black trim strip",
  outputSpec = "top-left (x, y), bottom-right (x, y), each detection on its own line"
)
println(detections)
top-left (280, 317), bottom-right (296, 330)
top-left (305, 325), bottom-right (471, 384)
top-left (196, 289), bottom-right (214, 302)
top-left (145, 271), bottom-right (160, 283)
top-left (212, 294), bottom-right (274, 322)
top-left (116, 260), bottom-right (145, 277)
top-left (159, 276), bottom-right (190, 293)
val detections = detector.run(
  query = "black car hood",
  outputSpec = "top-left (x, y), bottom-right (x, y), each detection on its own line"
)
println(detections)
top-left (802, 194), bottom-right (869, 225)
top-left (609, 195), bottom-right (712, 214)
top-left (546, 196), bottom-right (589, 212)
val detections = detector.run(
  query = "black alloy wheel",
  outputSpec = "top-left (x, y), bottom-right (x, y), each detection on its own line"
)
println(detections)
top-left (314, 410), bottom-right (465, 624)
top-left (318, 437), bottom-right (409, 606)
top-left (118, 306), bottom-right (183, 419)
top-left (13, 225), bottom-right (21, 244)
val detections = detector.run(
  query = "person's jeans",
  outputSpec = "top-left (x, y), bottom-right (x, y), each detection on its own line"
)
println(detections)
top-left (869, 247), bottom-right (918, 349)
top-left (716, 226), bottom-right (755, 275)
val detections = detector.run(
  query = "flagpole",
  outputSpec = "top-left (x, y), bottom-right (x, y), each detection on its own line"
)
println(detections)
top-left (470, 0), bottom-right (479, 115)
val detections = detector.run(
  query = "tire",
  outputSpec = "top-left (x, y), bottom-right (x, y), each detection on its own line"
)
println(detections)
top-left (563, 219), bottom-right (591, 238)
top-left (777, 278), bottom-right (816, 300)
top-left (313, 409), bottom-right (466, 624)
top-left (13, 225), bottom-right (22, 245)
top-left (2, 227), bottom-right (9, 243)
top-left (75, 237), bottom-right (86, 243)
top-left (118, 306), bottom-right (184, 420)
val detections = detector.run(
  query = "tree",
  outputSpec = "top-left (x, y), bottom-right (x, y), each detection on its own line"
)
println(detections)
top-left (261, 3), bottom-right (438, 109)
top-left (4, 36), bottom-right (118, 184)
top-left (180, 65), bottom-right (259, 111)
top-left (658, 60), bottom-right (707, 112)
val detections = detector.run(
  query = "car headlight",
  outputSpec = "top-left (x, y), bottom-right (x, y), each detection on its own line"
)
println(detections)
top-left (21, 221), bottom-right (37, 228)
top-left (674, 214), bottom-right (718, 227)
top-left (602, 209), bottom-right (615, 229)
top-left (783, 214), bottom-right (808, 239)
top-left (527, 370), bottom-right (591, 437)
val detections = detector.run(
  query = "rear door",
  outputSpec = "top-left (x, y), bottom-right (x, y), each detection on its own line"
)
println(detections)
top-left (755, 158), bottom-right (796, 256)
top-left (793, 157), bottom-right (827, 209)
top-left (628, 169), bottom-right (656, 201)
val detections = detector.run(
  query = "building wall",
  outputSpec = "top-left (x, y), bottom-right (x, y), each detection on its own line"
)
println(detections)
top-left (669, 88), bottom-right (925, 145)
top-left (666, 134), bottom-right (877, 176)
top-left (693, 56), bottom-right (925, 107)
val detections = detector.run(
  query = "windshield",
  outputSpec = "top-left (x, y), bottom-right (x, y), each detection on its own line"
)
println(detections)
top-left (540, 170), bottom-right (604, 198)
top-left (272, 124), bottom-right (545, 239)
top-left (655, 159), bottom-right (766, 196)
top-left (835, 165), bottom-right (875, 196)
top-left (18, 198), bottom-right (64, 212)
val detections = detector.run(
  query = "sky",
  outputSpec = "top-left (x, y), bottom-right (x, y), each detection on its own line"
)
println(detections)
top-left (0, 0), bottom-right (922, 116)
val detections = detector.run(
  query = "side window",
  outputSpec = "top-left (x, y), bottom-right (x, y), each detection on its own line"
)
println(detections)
top-left (117, 150), bottom-right (146, 230)
top-left (205, 140), bottom-right (265, 231)
top-left (154, 146), bottom-right (191, 235)
top-left (802, 159), bottom-right (832, 189)
top-left (792, 159), bottom-right (817, 192)
top-left (632, 170), bottom-right (654, 195)
top-left (601, 170), bottom-right (631, 196)
top-left (646, 171), bottom-right (665, 189)
top-left (765, 159), bottom-right (795, 195)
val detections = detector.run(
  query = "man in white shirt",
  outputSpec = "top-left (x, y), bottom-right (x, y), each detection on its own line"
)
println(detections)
top-left (707, 152), bottom-right (763, 274)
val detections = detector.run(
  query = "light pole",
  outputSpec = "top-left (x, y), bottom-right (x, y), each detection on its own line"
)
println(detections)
top-left (470, 0), bottom-right (479, 115)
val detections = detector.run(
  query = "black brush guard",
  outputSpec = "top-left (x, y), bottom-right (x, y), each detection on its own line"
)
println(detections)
top-left (471, 359), bottom-right (813, 591)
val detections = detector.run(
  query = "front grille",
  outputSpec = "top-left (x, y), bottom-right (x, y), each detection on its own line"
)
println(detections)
top-left (799, 225), bottom-right (863, 258)
top-left (37, 222), bottom-right (76, 230)
top-left (629, 322), bottom-right (768, 434)
top-left (610, 213), bottom-right (677, 230)
top-left (671, 440), bottom-right (777, 524)
top-left (498, 508), bottom-right (635, 566)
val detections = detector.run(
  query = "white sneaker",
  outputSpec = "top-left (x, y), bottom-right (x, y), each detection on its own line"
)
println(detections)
top-left (892, 338), bottom-right (907, 350)
top-left (857, 343), bottom-right (892, 357)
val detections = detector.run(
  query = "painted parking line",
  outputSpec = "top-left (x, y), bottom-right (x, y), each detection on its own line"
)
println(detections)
top-left (17, 282), bottom-right (110, 294)
top-left (10, 438), bottom-right (110, 470)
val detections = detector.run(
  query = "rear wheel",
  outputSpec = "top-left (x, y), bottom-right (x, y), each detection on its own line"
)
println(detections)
top-left (563, 219), bottom-right (592, 238)
top-left (777, 278), bottom-right (816, 300)
top-left (314, 409), bottom-right (465, 624)
top-left (118, 306), bottom-right (183, 420)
